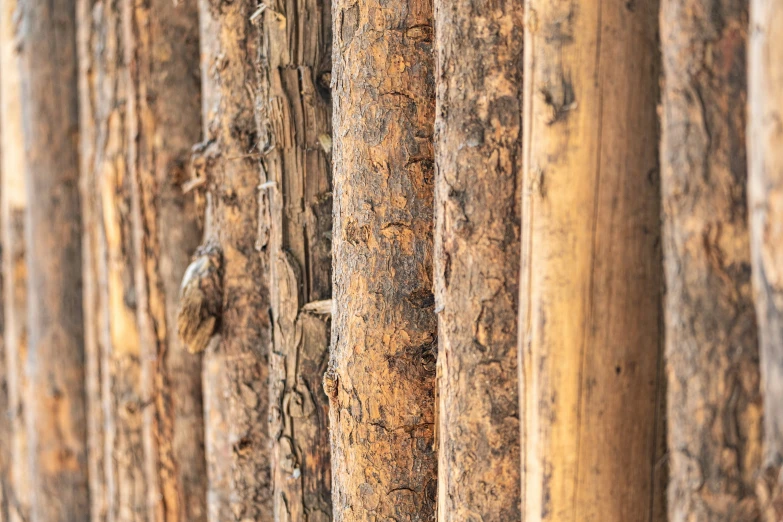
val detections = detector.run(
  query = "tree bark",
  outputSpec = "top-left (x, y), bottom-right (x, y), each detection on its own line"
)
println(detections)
top-left (748, 0), bottom-right (783, 518)
top-left (1, 0), bottom-right (30, 518)
top-left (518, 1), bottom-right (665, 521)
top-left (178, 0), bottom-right (272, 519)
top-left (328, 0), bottom-right (437, 518)
top-left (17, 0), bottom-right (90, 518)
top-left (432, 0), bottom-right (523, 519)
top-left (81, 0), bottom-right (148, 519)
top-left (661, 1), bottom-right (763, 520)
top-left (122, 1), bottom-right (207, 520)
top-left (255, 0), bottom-right (334, 519)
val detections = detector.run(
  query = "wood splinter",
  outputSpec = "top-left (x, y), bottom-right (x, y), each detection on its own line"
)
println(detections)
top-left (177, 246), bottom-right (223, 354)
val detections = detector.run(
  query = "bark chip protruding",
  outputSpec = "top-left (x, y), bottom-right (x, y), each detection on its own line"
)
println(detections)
top-left (177, 246), bottom-right (223, 354)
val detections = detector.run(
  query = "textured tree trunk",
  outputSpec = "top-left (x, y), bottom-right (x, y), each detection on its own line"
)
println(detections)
top-left (328, 0), bottom-right (437, 518)
top-left (432, 0), bottom-right (523, 519)
top-left (748, 0), bottom-right (783, 518)
top-left (1, 0), bottom-right (30, 519)
top-left (17, 0), bottom-right (90, 518)
top-left (81, 0), bottom-right (148, 519)
top-left (178, 0), bottom-right (272, 519)
top-left (518, 1), bottom-right (665, 521)
top-left (661, 1), bottom-right (763, 520)
top-left (76, 0), bottom-right (108, 519)
top-left (122, 1), bottom-right (207, 520)
top-left (255, 0), bottom-right (333, 519)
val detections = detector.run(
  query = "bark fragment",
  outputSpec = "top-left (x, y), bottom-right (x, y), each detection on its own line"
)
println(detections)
top-left (177, 249), bottom-right (222, 356)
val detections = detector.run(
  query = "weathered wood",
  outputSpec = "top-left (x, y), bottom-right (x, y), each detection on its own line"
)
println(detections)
top-left (433, 0), bottom-right (523, 519)
top-left (661, 0), bottom-right (763, 520)
top-left (0, 31), bottom-right (8, 521)
top-left (255, 0), bottom-right (333, 518)
top-left (328, 0), bottom-right (438, 518)
top-left (76, 0), bottom-right (108, 519)
top-left (180, 0), bottom-right (272, 519)
top-left (17, 0), bottom-right (90, 517)
top-left (519, 0), bottom-right (665, 520)
top-left (748, 0), bottom-right (783, 518)
top-left (84, 0), bottom-right (149, 518)
top-left (122, 0), bottom-right (207, 519)
top-left (0, 0), bottom-right (30, 518)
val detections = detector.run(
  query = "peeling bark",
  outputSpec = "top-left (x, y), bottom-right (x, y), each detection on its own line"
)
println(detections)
top-left (432, 0), bottom-right (523, 519)
top-left (254, 0), bottom-right (334, 518)
top-left (181, 0), bottom-right (273, 519)
top-left (122, 0), bottom-right (207, 519)
top-left (661, 0), bottom-right (763, 520)
top-left (328, 0), bottom-right (438, 518)
top-left (17, 0), bottom-right (90, 517)
top-left (519, 0), bottom-right (665, 520)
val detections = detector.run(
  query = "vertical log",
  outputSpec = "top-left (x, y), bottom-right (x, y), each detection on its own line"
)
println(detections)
top-left (519, 0), bottom-right (665, 520)
top-left (255, 0), bottom-right (334, 518)
top-left (661, 0), bottom-right (763, 520)
top-left (82, 0), bottom-right (148, 518)
top-left (0, 0), bottom-right (30, 518)
top-left (328, 0), bottom-right (438, 518)
top-left (0, 51), bottom-right (7, 522)
top-left (179, 0), bottom-right (272, 519)
top-left (748, 0), bottom-right (783, 517)
top-left (123, 0), bottom-right (207, 520)
top-left (76, 0), bottom-right (108, 519)
top-left (432, 0), bottom-right (523, 519)
top-left (17, 0), bottom-right (90, 517)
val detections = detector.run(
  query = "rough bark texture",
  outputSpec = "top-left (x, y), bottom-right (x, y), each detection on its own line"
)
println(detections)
top-left (748, 1), bottom-right (783, 519)
top-left (255, 0), bottom-right (334, 518)
top-left (182, 0), bottom-right (272, 519)
top-left (661, 1), bottom-right (763, 520)
top-left (76, 0), bottom-right (108, 519)
top-left (122, 0), bottom-right (207, 520)
top-left (17, 0), bottom-right (90, 518)
top-left (519, 0), bottom-right (665, 520)
top-left (432, 0), bottom-right (523, 519)
top-left (0, 0), bottom-right (30, 518)
top-left (328, 0), bottom-right (437, 518)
